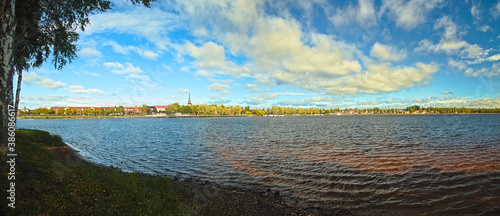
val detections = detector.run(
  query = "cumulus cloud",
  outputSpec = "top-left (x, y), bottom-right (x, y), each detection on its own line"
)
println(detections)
top-left (69, 85), bottom-right (107, 94)
top-left (415, 16), bottom-right (488, 65)
top-left (179, 41), bottom-right (251, 77)
top-left (380, 0), bottom-right (443, 29)
top-left (321, 63), bottom-right (439, 95)
top-left (442, 91), bottom-right (453, 94)
top-left (370, 42), bottom-right (407, 62)
top-left (169, 0), bottom-right (441, 97)
top-left (207, 83), bottom-right (231, 95)
top-left (23, 72), bottom-right (67, 89)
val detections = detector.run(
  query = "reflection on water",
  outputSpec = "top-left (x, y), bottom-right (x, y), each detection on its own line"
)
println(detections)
top-left (18, 115), bottom-right (500, 215)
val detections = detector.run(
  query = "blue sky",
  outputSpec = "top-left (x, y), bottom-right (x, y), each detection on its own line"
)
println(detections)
top-left (19, 0), bottom-right (500, 109)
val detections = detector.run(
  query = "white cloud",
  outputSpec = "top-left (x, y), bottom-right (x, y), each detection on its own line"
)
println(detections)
top-left (370, 42), bottom-right (407, 62)
top-left (244, 84), bottom-right (260, 93)
top-left (380, 0), bottom-right (443, 30)
top-left (330, 0), bottom-right (376, 27)
top-left (249, 93), bottom-right (278, 104)
top-left (415, 16), bottom-right (488, 64)
top-left (208, 95), bottom-right (231, 104)
top-left (358, 100), bottom-right (380, 105)
top-left (142, 50), bottom-right (159, 60)
top-left (179, 41), bottom-right (251, 77)
top-left (410, 96), bottom-right (500, 108)
top-left (104, 40), bottom-right (159, 60)
top-left (103, 62), bottom-right (157, 88)
top-left (171, 0), bottom-right (441, 97)
top-left (23, 72), bottom-right (67, 89)
top-left (82, 71), bottom-right (100, 77)
top-left (275, 92), bottom-right (308, 96)
top-left (464, 63), bottom-right (500, 77)
top-left (479, 25), bottom-right (491, 32)
top-left (105, 40), bottom-right (136, 55)
top-left (103, 62), bottom-right (124, 69)
top-left (471, 2), bottom-right (481, 22)
top-left (442, 91), bottom-right (453, 94)
top-left (207, 83), bottom-right (231, 95)
top-left (195, 70), bottom-right (215, 78)
top-left (69, 85), bottom-right (107, 94)
top-left (491, 1), bottom-right (500, 19)
top-left (105, 62), bottom-right (142, 75)
top-left (80, 47), bottom-right (102, 57)
top-left (178, 88), bottom-right (190, 94)
top-left (306, 97), bottom-right (331, 102)
top-left (487, 54), bottom-right (500, 61)
top-left (84, 7), bottom-right (180, 50)
top-left (448, 59), bottom-right (467, 70)
top-left (321, 63), bottom-right (439, 95)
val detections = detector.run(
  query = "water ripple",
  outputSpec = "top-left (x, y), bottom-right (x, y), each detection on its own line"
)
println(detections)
top-left (17, 115), bottom-right (500, 215)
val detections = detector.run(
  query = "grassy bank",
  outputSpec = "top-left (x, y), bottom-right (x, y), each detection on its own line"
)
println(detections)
top-left (2, 129), bottom-right (338, 215)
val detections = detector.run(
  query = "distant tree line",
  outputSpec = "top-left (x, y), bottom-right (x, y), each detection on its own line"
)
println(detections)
top-left (20, 104), bottom-right (500, 117)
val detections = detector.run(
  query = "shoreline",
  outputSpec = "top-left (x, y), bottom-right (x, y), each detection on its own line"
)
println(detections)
top-left (11, 129), bottom-right (353, 215)
top-left (62, 142), bottom-right (352, 216)
top-left (16, 112), bottom-right (499, 120)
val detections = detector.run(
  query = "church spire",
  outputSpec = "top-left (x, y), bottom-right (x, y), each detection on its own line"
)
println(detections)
top-left (187, 91), bottom-right (192, 106)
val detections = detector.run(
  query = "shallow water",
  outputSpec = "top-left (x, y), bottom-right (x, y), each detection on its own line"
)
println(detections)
top-left (17, 115), bottom-right (500, 215)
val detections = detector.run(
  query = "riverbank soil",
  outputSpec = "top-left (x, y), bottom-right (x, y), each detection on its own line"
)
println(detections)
top-left (1, 129), bottom-right (351, 215)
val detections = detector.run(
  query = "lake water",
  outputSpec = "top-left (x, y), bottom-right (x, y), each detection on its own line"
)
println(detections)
top-left (17, 115), bottom-right (500, 215)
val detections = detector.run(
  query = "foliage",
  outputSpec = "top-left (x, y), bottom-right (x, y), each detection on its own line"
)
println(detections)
top-left (254, 110), bottom-right (266, 116)
top-left (179, 105), bottom-right (193, 114)
top-left (24, 104), bottom-right (500, 117)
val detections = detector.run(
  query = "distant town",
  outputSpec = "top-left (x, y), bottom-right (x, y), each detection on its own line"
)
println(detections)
top-left (17, 103), bottom-right (500, 117)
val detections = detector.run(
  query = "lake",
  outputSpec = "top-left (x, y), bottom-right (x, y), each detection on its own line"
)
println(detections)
top-left (17, 115), bottom-right (500, 215)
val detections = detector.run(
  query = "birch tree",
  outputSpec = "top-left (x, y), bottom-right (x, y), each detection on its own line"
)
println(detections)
top-left (1, 0), bottom-right (154, 155)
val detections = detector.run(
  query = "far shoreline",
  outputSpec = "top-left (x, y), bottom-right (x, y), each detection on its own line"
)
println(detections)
top-left (16, 112), bottom-right (500, 120)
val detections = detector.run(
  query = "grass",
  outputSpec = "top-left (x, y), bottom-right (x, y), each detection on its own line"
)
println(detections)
top-left (1, 129), bottom-right (322, 216)
top-left (3, 129), bottom-right (178, 215)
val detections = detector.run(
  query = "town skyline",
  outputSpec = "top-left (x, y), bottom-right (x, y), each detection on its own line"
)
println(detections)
top-left (17, 1), bottom-right (500, 109)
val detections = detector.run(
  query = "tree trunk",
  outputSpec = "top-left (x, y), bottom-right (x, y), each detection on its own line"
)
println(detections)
top-left (1, 0), bottom-right (16, 162)
top-left (14, 67), bottom-right (21, 122)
